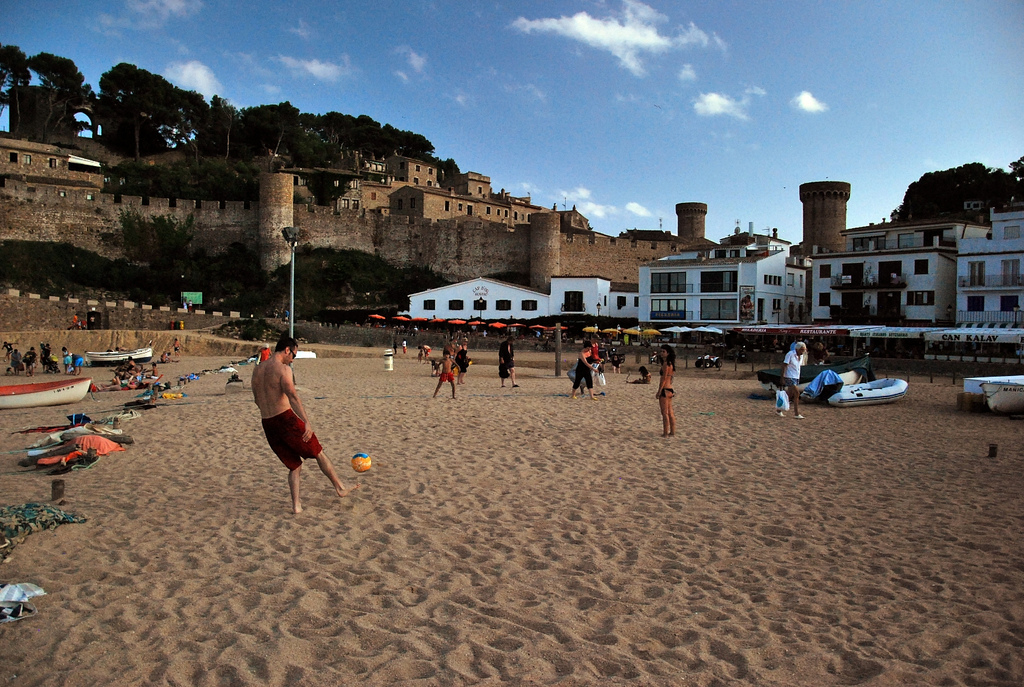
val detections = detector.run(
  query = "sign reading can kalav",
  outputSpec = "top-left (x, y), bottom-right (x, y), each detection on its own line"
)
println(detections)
top-left (923, 330), bottom-right (1024, 344)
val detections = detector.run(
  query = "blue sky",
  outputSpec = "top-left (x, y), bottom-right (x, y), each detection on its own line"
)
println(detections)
top-left (2, 0), bottom-right (1022, 244)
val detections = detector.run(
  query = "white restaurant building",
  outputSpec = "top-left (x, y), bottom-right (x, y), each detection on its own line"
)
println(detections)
top-left (638, 230), bottom-right (809, 326)
top-left (956, 203), bottom-right (1024, 327)
top-left (406, 276), bottom-right (639, 321)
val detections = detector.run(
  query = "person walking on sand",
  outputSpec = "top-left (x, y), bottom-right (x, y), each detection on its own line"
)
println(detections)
top-left (433, 347), bottom-right (456, 398)
top-left (454, 340), bottom-right (470, 385)
top-left (499, 334), bottom-right (519, 388)
top-left (173, 337), bottom-right (182, 358)
top-left (779, 341), bottom-right (807, 419)
top-left (252, 335), bottom-right (359, 514)
top-left (656, 345), bottom-right (676, 437)
top-left (570, 339), bottom-right (598, 400)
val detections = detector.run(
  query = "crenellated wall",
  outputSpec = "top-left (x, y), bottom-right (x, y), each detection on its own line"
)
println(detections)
top-left (0, 174), bottom-right (683, 287)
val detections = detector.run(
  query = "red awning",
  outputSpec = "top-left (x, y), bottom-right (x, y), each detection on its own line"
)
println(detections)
top-left (732, 325), bottom-right (853, 336)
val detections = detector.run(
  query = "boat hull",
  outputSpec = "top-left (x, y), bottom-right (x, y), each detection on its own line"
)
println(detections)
top-left (828, 378), bottom-right (908, 407)
top-left (85, 347), bottom-right (153, 366)
top-left (758, 355), bottom-right (875, 392)
top-left (0, 378), bottom-right (93, 409)
top-left (981, 383), bottom-right (1024, 414)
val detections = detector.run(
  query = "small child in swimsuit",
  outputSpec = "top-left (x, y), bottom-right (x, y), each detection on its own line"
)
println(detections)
top-left (433, 348), bottom-right (456, 398)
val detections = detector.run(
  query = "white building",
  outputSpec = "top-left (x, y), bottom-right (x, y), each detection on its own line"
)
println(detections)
top-left (810, 219), bottom-right (989, 325)
top-left (638, 231), bottom-right (808, 325)
top-left (956, 204), bottom-right (1024, 327)
top-left (407, 275), bottom-right (636, 320)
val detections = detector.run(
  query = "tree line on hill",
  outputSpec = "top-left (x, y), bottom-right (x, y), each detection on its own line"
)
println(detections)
top-left (0, 43), bottom-right (460, 202)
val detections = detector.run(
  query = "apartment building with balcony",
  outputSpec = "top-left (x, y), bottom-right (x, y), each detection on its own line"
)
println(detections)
top-left (957, 204), bottom-right (1024, 326)
top-left (638, 230), bottom-right (808, 325)
top-left (810, 219), bottom-right (989, 325)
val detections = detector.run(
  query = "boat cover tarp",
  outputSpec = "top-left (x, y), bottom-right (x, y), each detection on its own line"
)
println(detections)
top-left (757, 355), bottom-right (875, 388)
top-left (802, 370), bottom-right (846, 400)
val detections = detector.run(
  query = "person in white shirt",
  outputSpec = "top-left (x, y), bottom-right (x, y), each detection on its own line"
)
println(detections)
top-left (779, 342), bottom-right (807, 419)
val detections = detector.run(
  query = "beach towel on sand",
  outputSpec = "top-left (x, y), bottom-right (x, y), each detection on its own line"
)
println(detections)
top-left (0, 504), bottom-right (86, 564)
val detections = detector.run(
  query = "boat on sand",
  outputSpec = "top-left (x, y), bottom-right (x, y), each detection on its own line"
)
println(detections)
top-left (85, 347), bottom-right (153, 366)
top-left (758, 355), bottom-right (874, 392)
top-left (827, 378), bottom-right (908, 407)
top-left (981, 382), bottom-right (1024, 414)
top-left (0, 378), bottom-right (93, 409)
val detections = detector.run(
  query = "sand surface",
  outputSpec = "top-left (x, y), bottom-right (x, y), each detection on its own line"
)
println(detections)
top-left (1, 349), bottom-right (1022, 686)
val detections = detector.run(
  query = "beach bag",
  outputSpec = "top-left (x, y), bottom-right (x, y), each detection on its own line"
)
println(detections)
top-left (596, 372), bottom-right (606, 386)
top-left (775, 389), bottom-right (790, 411)
top-left (498, 363), bottom-right (509, 379)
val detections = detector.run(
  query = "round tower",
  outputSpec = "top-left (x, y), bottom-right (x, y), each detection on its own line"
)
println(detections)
top-left (258, 172), bottom-right (294, 272)
top-left (799, 181), bottom-right (850, 253)
top-left (529, 211), bottom-right (561, 292)
top-left (675, 202), bottom-right (707, 243)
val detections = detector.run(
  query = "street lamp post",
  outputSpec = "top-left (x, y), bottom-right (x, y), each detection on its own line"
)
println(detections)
top-left (596, 303), bottom-right (601, 319)
top-left (282, 226), bottom-right (299, 339)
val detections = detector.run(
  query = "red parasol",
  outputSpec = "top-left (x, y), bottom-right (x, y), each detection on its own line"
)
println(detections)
top-left (509, 323), bottom-right (528, 327)
top-left (411, 317), bottom-right (429, 322)
top-left (529, 324), bottom-right (546, 329)
top-left (429, 318), bottom-right (446, 323)
top-left (368, 314), bottom-right (385, 320)
top-left (544, 325), bottom-right (568, 331)
top-left (448, 319), bottom-right (467, 325)
top-left (392, 315), bottom-right (411, 321)
top-left (467, 320), bottom-right (485, 326)
top-left (489, 322), bottom-right (507, 328)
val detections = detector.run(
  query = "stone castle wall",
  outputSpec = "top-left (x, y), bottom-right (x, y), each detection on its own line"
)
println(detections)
top-left (1, 176), bottom-right (680, 285)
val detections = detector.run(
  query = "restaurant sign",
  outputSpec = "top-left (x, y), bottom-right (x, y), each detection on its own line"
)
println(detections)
top-left (924, 330), bottom-right (1024, 344)
top-left (651, 311), bottom-right (685, 320)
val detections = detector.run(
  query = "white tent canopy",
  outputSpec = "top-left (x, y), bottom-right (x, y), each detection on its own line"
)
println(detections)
top-left (849, 326), bottom-right (947, 339)
top-left (660, 326), bottom-right (695, 333)
top-left (923, 329), bottom-right (1024, 344)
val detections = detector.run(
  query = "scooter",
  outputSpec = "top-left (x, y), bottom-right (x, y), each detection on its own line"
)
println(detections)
top-left (694, 354), bottom-right (723, 369)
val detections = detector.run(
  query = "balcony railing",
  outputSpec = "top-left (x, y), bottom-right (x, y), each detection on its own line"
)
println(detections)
top-left (830, 273), bottom-right (908, 289)
top-left (651, 283), bottom-right (694, 294)
top-left (958, 274), bottom-right (1024, 288)
top-left (828, 305), bottom-right (907, 323)
top-left (958, 310), bottom-right (1024, 324)
top-left (846, 236), bottom-right (956, 252)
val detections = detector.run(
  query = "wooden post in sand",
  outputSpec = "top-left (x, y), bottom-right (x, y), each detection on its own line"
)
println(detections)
top-left (554, 321), bottom-right (562, 377)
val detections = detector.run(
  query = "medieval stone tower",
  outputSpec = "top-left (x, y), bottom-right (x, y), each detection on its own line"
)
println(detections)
top-left (799, 181), bottom-right (850, 253)
top-left (258, 172), bottom-right (294, 272)
top-left (529, 212), bottom-right (561, 292)
top-left (675, 202), bottom-right (707, 243)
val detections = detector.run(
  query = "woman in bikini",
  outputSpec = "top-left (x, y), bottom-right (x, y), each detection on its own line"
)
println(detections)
top-left (656, 344), bottom-right (676, 437)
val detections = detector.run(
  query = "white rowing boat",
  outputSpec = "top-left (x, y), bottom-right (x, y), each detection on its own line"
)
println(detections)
top-left (0, 378), bottom-right (93, 409)
top-left (981, 382), bottom-right (1024, 414)
top-left (827, 378), bottom-right (908, 407)
top-left (85, 347), bottom-right (154, 366)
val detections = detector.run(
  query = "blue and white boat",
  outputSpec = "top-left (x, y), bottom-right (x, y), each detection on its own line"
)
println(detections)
top-left (827, 378), bottom-right (908, 407)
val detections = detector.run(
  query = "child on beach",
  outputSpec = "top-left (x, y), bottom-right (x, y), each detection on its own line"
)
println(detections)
top-left (433, 347), bottom-right (456, 398)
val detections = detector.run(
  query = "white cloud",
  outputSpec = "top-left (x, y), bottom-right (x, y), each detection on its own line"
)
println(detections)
top-left (452, 91), bottom-right (470, 107)
top-left (505, 82), bottom-right (546, 102)
top-left (519, 182), bottom-right (541, 196)
top-left (626, 202), bottom-right (651, 217)
top-left (556, 187), bottom-right (616, 218)
top-left (693, 92), bottom-right (749, 120)
top-left (164, 60), bottom-right (222, 98)
top-left (395, 71), bottom-right (409, 83)
top-left (791, 90), bottom-right (829, 113)
top-left (678, 64), bottom-right (696, 82)
top-left (512, 0), bottom-right (723, 77)
top-left (275, 55), bottom-right (351, 82)
top-left (745, 85), bottom-right (766, 97)
top-left (288, 19), bottom-right (311, 39)
top-left (394, 47), bottom-right (427, 83)
top-left (126, 0), bottom-right (202, 19)
top-left (579, 201), bottom-right (616, 218)
top-left (261, 84), bottom-right (281, 96)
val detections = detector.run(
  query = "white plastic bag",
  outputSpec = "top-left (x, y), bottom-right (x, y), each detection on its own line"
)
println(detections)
top-left (597, 372), bottom-right (606, 386)
top-left (775, 389), bottom-right (790, 411)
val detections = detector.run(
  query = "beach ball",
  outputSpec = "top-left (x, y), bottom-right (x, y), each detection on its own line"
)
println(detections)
top-left (351, 453), bottom-right (372, 473)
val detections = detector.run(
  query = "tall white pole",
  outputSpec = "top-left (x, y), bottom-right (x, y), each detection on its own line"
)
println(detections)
top-left (289, 243), bottom-right (296, 339)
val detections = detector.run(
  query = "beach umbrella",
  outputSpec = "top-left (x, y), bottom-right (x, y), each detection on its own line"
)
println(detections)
top-left (642, 328), bottom-right (662, 336)
top-left (544, 325), bottom-right (568, 331)
top-left (392, 315), bottom-right (411, 321)
top-left (601, 328), bottom-right (620, 334)
top-left (622, 328), bottom-right (642, 336)
top-left (368, 314), bottom-right (385, 320)
top-left (467, 320), bottom-right (485, 325)
top-left (510, 322), bottom-right (528, 327)
top-left (449, 319), bottom-right (467, 325)
top-left (411, 317), bottom-right (429, 322)
top-left (489, 322), bottom-right (507, 328)
top-left (583, 326), bottom-right (600, 333)
top-left (529, 324), bottom-right (546, 329)
top-left (429, 318), bottom-right (446, 323)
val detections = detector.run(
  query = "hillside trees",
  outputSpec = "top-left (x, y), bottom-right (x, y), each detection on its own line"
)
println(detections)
top-left (0, 44), bottom-right (31, 136)
top-left (891, 158), bottom-right (1024, 221)
top-left (25, 52), bottom-right (92, 142)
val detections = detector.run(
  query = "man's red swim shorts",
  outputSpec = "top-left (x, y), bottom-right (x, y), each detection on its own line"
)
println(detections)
top-left (261, 409), bottom-right (323, 471)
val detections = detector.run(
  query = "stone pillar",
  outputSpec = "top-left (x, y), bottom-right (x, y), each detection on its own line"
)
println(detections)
top-left (675, 202), bottom-right (707, 243)
top-left (529, 212), bottom-right (561, 292)
top-left (258, 172), bottom-right (294, 272)
top-left (799, 181), bottom-right (851, 253)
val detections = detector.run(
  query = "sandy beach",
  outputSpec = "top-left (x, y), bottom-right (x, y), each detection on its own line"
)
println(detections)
top-left (2, 347), bottom-right (1022, 686)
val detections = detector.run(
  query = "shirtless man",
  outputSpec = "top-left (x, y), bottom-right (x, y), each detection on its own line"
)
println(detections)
top-left (252, 336), bottom-right (358, 513)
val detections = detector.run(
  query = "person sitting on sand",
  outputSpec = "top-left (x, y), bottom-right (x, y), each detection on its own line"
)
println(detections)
top-left (627, 366), bottom-right (652, 384)
top-left (251, 335), bottom-right (359, 514)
